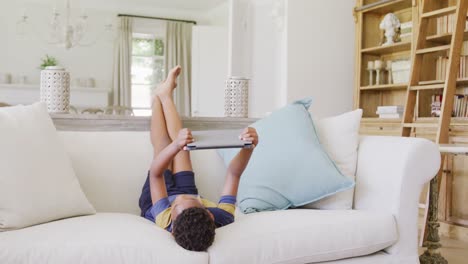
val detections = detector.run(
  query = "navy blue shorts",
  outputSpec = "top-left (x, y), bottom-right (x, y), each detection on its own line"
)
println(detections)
top-left (138, 170), bottom-right (198, 217)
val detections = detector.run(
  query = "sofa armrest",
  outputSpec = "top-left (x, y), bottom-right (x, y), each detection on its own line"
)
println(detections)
top-left (354, 136), bottom-right (440, 258)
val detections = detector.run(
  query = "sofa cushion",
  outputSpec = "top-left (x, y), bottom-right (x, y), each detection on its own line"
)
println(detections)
top-left (0, 103), bottom-right (95, 231)
top-left (218, 98), bottom-right (355, 213)
top-left (208, 209), bottom-right (397, 264)
top-left (58, 132), bottom-right (228, 215)
top-left (59, 131), bottom-right (154, 215)
top-left (0, 213), bottom-right (208, 264)
top-left (304, 109), bottom-right (362, 209)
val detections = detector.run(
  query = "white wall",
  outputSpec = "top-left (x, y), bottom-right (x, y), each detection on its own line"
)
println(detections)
top-left (197, 0), bottom-right (230, 27)
top-left (0, 2), bottom-right (115, 89)
top-left (248, 0), bottom-right (287, 118)
top-left (228, 0), bottom-right (252, 78)
top-left (286, 0), bottom-right (355, 118)
top-left (227, 0), bottom-right (355, 119)
top-left (0, 0), bottom-right (227, 95)
top-left (1, 0), bottom-right (355, 119)
top-left (192, 2), bottom-right (229, 117)
top-left (191, 26), bottom-right (228, 117)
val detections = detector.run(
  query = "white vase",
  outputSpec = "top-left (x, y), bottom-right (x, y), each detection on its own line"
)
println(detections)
top-left (224, 77), bottom-right (249, 118)
top-left (40, 66), bottom-right (71, 113)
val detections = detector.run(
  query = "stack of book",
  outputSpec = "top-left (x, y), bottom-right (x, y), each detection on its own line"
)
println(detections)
top-left (436, 13), bottom-right (468, 34)
top-left (376, 106), bottom-right (404, 119)
top-left (400, 21), bottom-right (413, 43)
top-left (436, 42), bottom-right (468, 80)
top-left (431, 94), bottom-right (442, 117)
top-left (452, 93), bottom-right (468, 118)
top-left (431, 91), bottom-right (468, 118)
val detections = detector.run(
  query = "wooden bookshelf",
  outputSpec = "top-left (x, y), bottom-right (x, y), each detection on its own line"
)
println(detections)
top-left (457, 78), bottom-right (468, 86)
top-left (355, 0), bottom-right (468, 120)
top-left (362, 116), bottom-right (468, 125)
top-left (361, 41), bottom-right (412, 55)
top-left (356, 0), bottom-right (413, 14)
top-left (360, 83), bottom-right (408, 90)
top-left (418, 78), bottom-right (468, 87)
top-left (361, 117), bottom-right (402, 122)
top-left (354, 0), bottom-right (417, 120)
top-left (427, 30), bottom-right (468, 44)
top-left (355, 0), bottom-right (468, 232)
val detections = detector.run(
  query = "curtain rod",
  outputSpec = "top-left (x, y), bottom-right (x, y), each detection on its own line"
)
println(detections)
top-left (118, 14), bottom-right (197, 25)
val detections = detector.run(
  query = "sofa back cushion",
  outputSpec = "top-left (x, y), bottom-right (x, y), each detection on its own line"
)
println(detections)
top-left (0, 103), bottom-right (95, 231)
top-left (303, 109), bottom-right (362, 209)
top-left (58, 131), bottom-right (227, 215)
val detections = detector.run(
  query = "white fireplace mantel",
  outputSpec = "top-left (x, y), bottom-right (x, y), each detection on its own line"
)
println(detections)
top-left (0, 84), bottom-right (111, 108)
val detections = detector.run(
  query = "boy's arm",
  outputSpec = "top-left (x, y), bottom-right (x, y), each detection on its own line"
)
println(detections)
top-left (149, 128), bottom-right (194, 204)
top-left (221, 127), bottom-right (259, 197)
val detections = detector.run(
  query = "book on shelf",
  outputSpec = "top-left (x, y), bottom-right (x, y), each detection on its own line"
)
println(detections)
top-left (378, 113), bottom-right (402, 119)
top-left (377, 105), bottom-right (404, 111)
top-left (376, 106), bottom-right (404, 118)
top-left (431, 90), bottom-right (468, 118)
top-left (452, 93), bottom-right (468, 118)
top-left (431, 94), bottom-right (442, 117)
top-left (400, 21), bottom-right (413, 42)
top-left (376, 105), bottom-right (404, 114)
top-left (436, 14), bottom-right (468, 35)
top-left (436, 53), bottom-right (468, 81)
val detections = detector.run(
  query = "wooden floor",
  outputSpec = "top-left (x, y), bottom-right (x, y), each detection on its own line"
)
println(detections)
top-left (418, 236), bottom-right (468, 264)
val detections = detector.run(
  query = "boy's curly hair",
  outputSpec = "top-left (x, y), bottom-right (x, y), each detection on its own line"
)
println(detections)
top-left (172, 207), bottom-right (216, 251)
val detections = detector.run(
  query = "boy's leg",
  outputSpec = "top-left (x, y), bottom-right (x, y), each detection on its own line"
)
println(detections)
top-left (157, 66), bottom-right (193, 173)
top-left (139, 95), bottom-right (173, 216)
top-left (150, 94), bottom-right (173, 171)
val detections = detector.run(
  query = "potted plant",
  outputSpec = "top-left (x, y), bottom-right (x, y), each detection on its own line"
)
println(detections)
top-left (39, 55), bottom-right (58, 70)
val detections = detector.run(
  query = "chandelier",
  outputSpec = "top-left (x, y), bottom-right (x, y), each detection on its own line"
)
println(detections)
top-left (16, 0), bottom-right (113, 50)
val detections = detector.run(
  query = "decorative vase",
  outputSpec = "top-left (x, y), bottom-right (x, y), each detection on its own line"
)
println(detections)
top-left (225, 77), bottom-right (249, 118)
top-left (40, 66), bottom-right (71, 113)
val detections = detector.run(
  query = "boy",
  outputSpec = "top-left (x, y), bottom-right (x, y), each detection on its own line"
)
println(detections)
top-left (138, 66), bottom-right (259, 252)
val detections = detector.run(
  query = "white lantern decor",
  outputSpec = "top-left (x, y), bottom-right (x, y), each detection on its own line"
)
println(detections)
top-left (225, 77), bottom-right (249, 118)
top-left (40, 66), bottom-right (71, 113)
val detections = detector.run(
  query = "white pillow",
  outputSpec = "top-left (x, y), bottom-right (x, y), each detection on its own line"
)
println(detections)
top-left (0, 103), bottom-right (95, 231)
top-left (303, 109), bottom-right (362, 209)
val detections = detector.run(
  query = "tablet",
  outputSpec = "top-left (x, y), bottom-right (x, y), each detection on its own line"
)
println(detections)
top-left (185, 129), bottom-right (253, 151)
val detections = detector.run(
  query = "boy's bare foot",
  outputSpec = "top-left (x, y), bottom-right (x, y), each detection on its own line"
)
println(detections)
top-left (156, 66), bottom-right (182, 102)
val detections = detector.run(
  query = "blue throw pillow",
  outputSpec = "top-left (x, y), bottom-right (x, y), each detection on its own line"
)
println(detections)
top-left (218, 98), bottom-right (355, 213)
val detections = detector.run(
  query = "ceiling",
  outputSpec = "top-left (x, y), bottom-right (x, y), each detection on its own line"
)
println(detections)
top-left (22, 0), bottom-right (227, 11)
top-left (113, 0), bottom-right (227, 10)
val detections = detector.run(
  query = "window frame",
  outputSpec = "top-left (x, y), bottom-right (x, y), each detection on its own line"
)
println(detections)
top-left (130, 32), bottom-right (166, 115)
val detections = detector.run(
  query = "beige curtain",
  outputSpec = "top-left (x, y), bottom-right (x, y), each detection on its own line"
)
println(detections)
top-left (166, 21), bottom-right (193, 117)
top-left (112, 17), bottom-right (133, 107)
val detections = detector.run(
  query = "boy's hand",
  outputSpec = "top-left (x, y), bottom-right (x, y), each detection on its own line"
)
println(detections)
top-left (174, 128), bottom-right (194, 150)
top-left (239, 127), bottom-right (259, 147)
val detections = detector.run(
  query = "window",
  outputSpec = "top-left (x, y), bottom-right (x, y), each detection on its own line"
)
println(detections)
top-left (131, 33), bottom-right (165, 116)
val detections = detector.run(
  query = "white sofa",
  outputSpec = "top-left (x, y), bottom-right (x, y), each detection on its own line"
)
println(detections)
top-left (0, 131), bottom-right (440, 264)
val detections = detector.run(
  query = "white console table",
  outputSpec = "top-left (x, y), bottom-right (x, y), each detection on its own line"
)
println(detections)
top-left (0, 84), bottom-right (111, 108)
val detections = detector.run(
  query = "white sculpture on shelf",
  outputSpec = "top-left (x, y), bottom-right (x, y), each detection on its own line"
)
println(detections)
top-left (380, 13), bottom-right (401, 46)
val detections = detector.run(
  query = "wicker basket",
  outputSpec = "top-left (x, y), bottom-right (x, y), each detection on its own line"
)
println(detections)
top-left (40, 66), bottom-right (70, 113)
